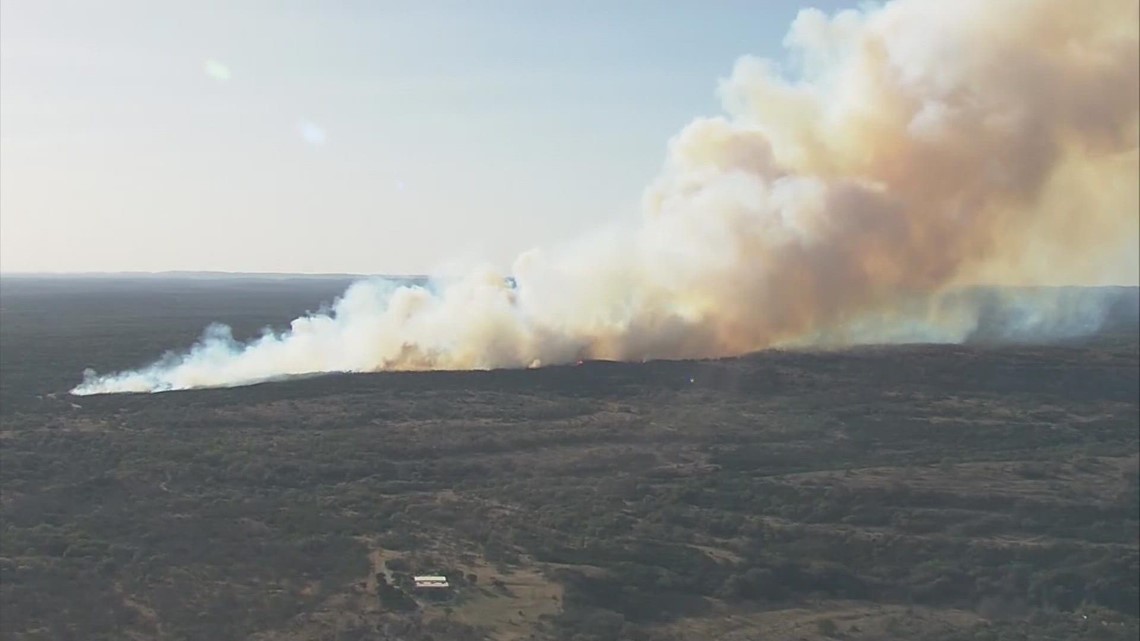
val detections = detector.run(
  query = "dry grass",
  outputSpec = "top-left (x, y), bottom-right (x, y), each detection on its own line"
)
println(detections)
top-left (435, 562), bottom-right (563, 641)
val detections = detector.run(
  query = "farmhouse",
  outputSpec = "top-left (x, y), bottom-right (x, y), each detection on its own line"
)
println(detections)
top-left (413, 575), bottom-right (449, 589)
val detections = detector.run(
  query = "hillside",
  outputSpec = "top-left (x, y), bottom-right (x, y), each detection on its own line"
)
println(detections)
top-left (1, 279), bottom-right (1137, 640)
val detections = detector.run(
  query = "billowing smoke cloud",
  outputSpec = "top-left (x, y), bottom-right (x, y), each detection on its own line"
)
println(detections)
top-left (72, 0), bottom-right (1139, 395)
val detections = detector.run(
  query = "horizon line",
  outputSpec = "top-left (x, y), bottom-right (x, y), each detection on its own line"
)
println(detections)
top-left (0, 270), bottom-right (429, 279)
top-left (0, 271), bottom-right (1137, 290)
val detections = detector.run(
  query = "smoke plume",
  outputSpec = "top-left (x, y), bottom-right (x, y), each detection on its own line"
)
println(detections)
top-left (73, 0), bottom-right (1139, 395)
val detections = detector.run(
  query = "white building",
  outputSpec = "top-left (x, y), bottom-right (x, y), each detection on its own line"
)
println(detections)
top-left (413, 575), bottom-right (449, 589)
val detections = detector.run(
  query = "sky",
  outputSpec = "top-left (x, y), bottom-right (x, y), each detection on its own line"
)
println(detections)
top-left (0, 0), bottom-right (861, 275)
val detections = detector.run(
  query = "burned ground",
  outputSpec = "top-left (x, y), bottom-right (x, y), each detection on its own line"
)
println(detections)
top-left (1, 277), bottom-right (1137, 640)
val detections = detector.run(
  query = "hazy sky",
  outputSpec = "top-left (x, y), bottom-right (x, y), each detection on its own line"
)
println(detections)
top-left (0, 0), bottom-right (865, 274)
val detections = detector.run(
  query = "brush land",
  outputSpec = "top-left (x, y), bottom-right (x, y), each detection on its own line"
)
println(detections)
top-left (1, 276), bottom-right (1137, 641)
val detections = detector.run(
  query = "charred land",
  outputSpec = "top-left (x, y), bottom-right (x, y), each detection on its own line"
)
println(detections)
top-left (1, 276), bottom-right (1138, 641)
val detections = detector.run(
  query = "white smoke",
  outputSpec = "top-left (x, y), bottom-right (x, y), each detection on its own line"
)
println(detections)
top-left (72, 0), bottom-right (1139, 395)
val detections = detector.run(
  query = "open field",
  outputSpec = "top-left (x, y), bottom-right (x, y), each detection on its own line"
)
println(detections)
top-left (1, 276), bottom-right (1138, 640)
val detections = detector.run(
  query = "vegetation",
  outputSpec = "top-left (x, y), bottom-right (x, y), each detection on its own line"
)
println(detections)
top-left (1, 276), bottom-right (1137, 640)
